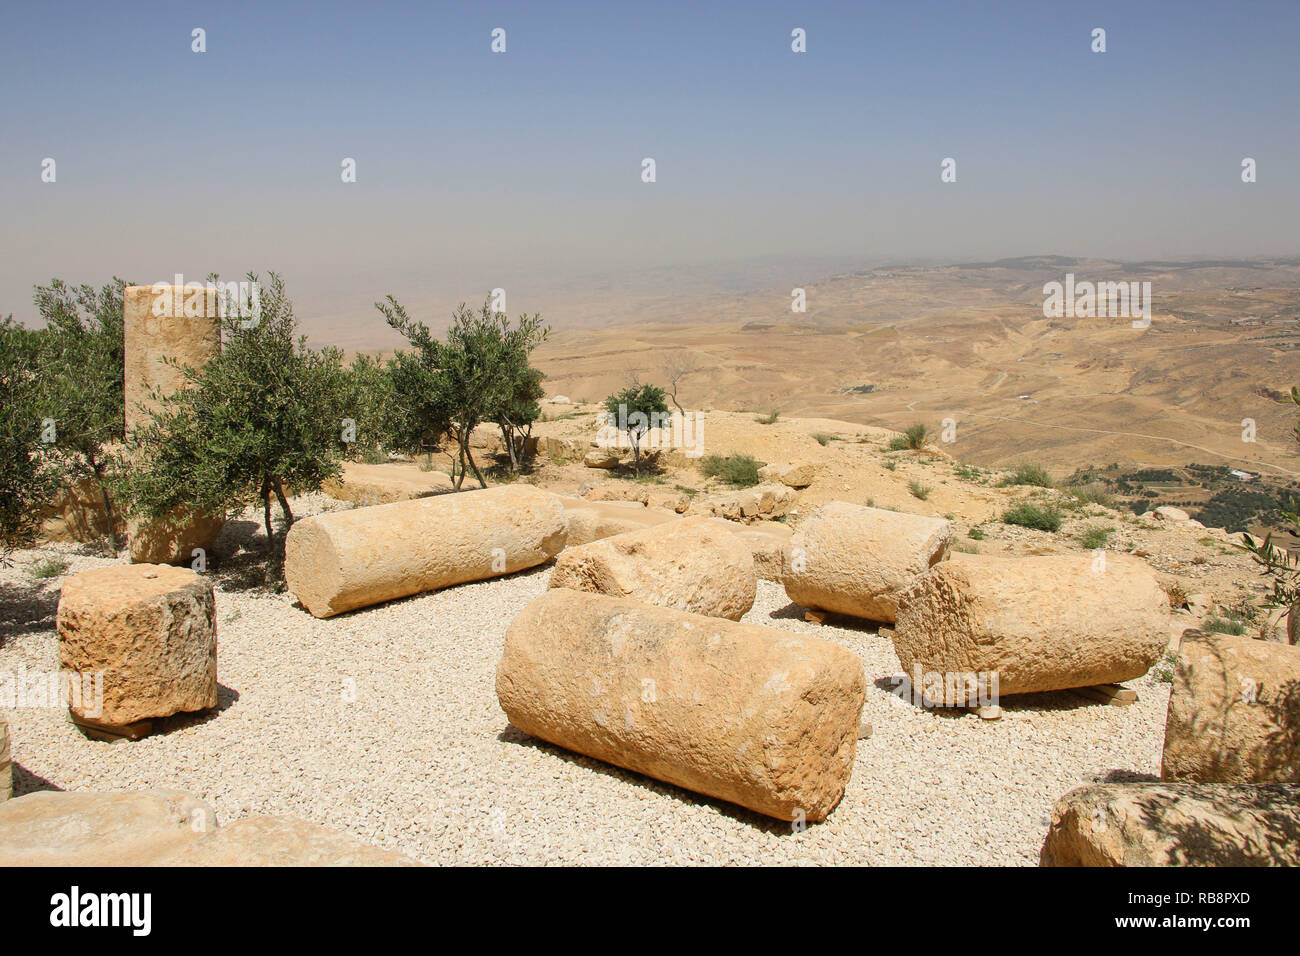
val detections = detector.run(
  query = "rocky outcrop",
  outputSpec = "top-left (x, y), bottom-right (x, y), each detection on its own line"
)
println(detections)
top-left (692, 483), bottom-right (795, 524)
top-left (284, 485), bottom-right (568, 618)
top-left (758, 461), bottom-right (817, 488)
top-left (1161, 629), bottom-right (1300, 784)
top-left (1039, 782), bottom-right (1300, 866)
top-left (496, 589), bottom-right (866, 822)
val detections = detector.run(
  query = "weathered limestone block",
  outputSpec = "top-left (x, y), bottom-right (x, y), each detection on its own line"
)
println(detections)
top-left (1162, 629), bottom-right (1300, 784)
top-left (0, 790), bottom-right (417, 866)
top-left (284, 485), bottom-right (568, 618)
top-left (893, 553), bottom-right (1169, 696)
top-left (496, 589), bottom-right (866, 822)
top-left (550, 516), bottom-right (757, 620)
top-left (731, 522), bottom-right (792, 582)
top-left (0, 789), bottom-right (214, 865)
top-left (39, 479), bottom-right (126, 545)
top-left (558, 496), bottom-right (680, 547)
top-left (783, 502), bottom-right (951, 623)
top-left (583, 448), bottom-right (620, 469)
top-left (320, 461), bottom-right (453, 507)
top-left (123, 284), bottom-right (224, 563)
top-left (57, 565), bottom-right (217, 727)
top-left (1040, 782), bottom-right (1300, 866)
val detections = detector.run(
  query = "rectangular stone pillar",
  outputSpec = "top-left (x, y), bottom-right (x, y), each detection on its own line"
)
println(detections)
top-left (123, 285), bottom-right (225, 563)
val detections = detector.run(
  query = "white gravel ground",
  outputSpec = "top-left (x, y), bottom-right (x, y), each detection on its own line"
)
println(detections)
top-left (0, 509), bottom-right (1172, 865)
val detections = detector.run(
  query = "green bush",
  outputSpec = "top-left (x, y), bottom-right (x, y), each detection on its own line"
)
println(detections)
top-left (1077, 525), bottom-right (1113, 549)
top-left (1000, 463), bottom-right (1053, 488)
top-left (968, 527), bottom-right (986, 540)
top-left (755, 410), bottom-right (780, 425)
top-left (811, 432), bottom-right (836, 446)
top-left (699, 453), bottom-right (761, 488)
top-left (30, 555), bottom-right (70, 579)
top-left (1002, 502), bottom-right (1063, 532)
top-left (908, 480), bottom-right (931, 500)
top-left (1066, 482), bottom-right (1115, 508)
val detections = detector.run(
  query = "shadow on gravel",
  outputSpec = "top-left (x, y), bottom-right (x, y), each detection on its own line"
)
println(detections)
top-left (0, 580), bottom-right (61, 647)
top-left (12, 762), bottom-right (64, 797)
top-left (767, 602), bottom-right (884, 635)
top-left (497, 722), bottom-right (802, 835)
top-left (1099, 769), bottom-right (1161, 783)
top-left (145, 684), bottom-right (242, 737)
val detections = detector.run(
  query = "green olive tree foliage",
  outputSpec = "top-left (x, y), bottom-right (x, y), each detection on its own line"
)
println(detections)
top-left (1239, 385), bottom-right (1300, 609)
top-left (115, 273), bottom-right (347, 554)
top-left (376, 296), bottom-right (548, 490)
top-left (32, 278), bottom-right (128, 551)
top-left (0, 317), bottom-right (60, 559)
top-left (602, 383), bottom-right (670, 475)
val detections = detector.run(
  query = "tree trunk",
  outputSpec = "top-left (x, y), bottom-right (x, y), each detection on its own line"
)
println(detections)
top-left (464, 443), bottom-right (487, 489)
top-left (271, 476), bottom-right (294, 530)
top-left (260, 477), bottom-right (274, 547)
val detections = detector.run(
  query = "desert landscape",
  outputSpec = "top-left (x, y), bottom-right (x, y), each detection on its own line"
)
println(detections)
top-left (2, 2), bottom-right (1298, 912)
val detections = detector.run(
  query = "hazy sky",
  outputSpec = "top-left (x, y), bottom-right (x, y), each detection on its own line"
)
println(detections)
top-left (3, 0), bottom-right (1297, 339)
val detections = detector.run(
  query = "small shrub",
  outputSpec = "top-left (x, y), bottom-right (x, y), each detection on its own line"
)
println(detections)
top-left (811, 432), bottom-right (836, 446)
top-left (901, 424), bottom-right (929, 449)
top-left (882, 459), bottom-right (898, 471)
top-left (1077, 526), bottom-right (1113, 549)
top-left (950, 540), bottom-right (979, 554)
top-left (1000, 463), bottom-right (1053, 488)
top-left (954, 463), bottom-right (983, 482)
top-left (1150, 650), bottom-right (1179, 683)
top-left (1205, 614), bottom-right (1246, 636)
top-left (674, 484), bottom-right (699, 497)
top-left (1002, 503), bottom-right (1062, 532)
top-left (909, 480), bottom-right (932, 500)
top-left (1067, 482), bottom-right (1115, 508)
top-left (755, 410), bottom-right (780, 425)
top-left (968, 527), bottom-right (986, 540)
top-left (698, 453), bottom-right (761, 488)
top-left (30, 555), bottom-right (70, 579)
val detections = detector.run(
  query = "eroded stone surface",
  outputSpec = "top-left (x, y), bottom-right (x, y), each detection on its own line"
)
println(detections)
top-left (497, 589), bottom-right (866, 822)
top-left (57, 565), bottom-right (217, 726)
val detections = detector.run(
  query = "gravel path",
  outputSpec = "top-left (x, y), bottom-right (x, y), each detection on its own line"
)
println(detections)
top-left (0, 518), bottom-right (1171, 865)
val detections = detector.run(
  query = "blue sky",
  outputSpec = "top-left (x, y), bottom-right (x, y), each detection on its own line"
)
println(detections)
top-left (2, 0), bottom-right (1297, 335)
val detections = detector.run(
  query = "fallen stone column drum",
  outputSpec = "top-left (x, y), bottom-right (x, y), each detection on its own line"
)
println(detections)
top-left (549, 516), bottom-right (757, 620)
top-left (892, 553), bottom-right (1169, 697)
top-left (57, 564), bottom-right (218, 728)
top-left (284, 485), bottom-right (568, 618)
top-left (782, 502), bottom-right (951, 623)
top-left (496, 589), bottom-right (867, 822)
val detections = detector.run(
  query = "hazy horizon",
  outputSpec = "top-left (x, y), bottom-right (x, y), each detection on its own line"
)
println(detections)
top-left (3, 0), bottom-right (1298, 342)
